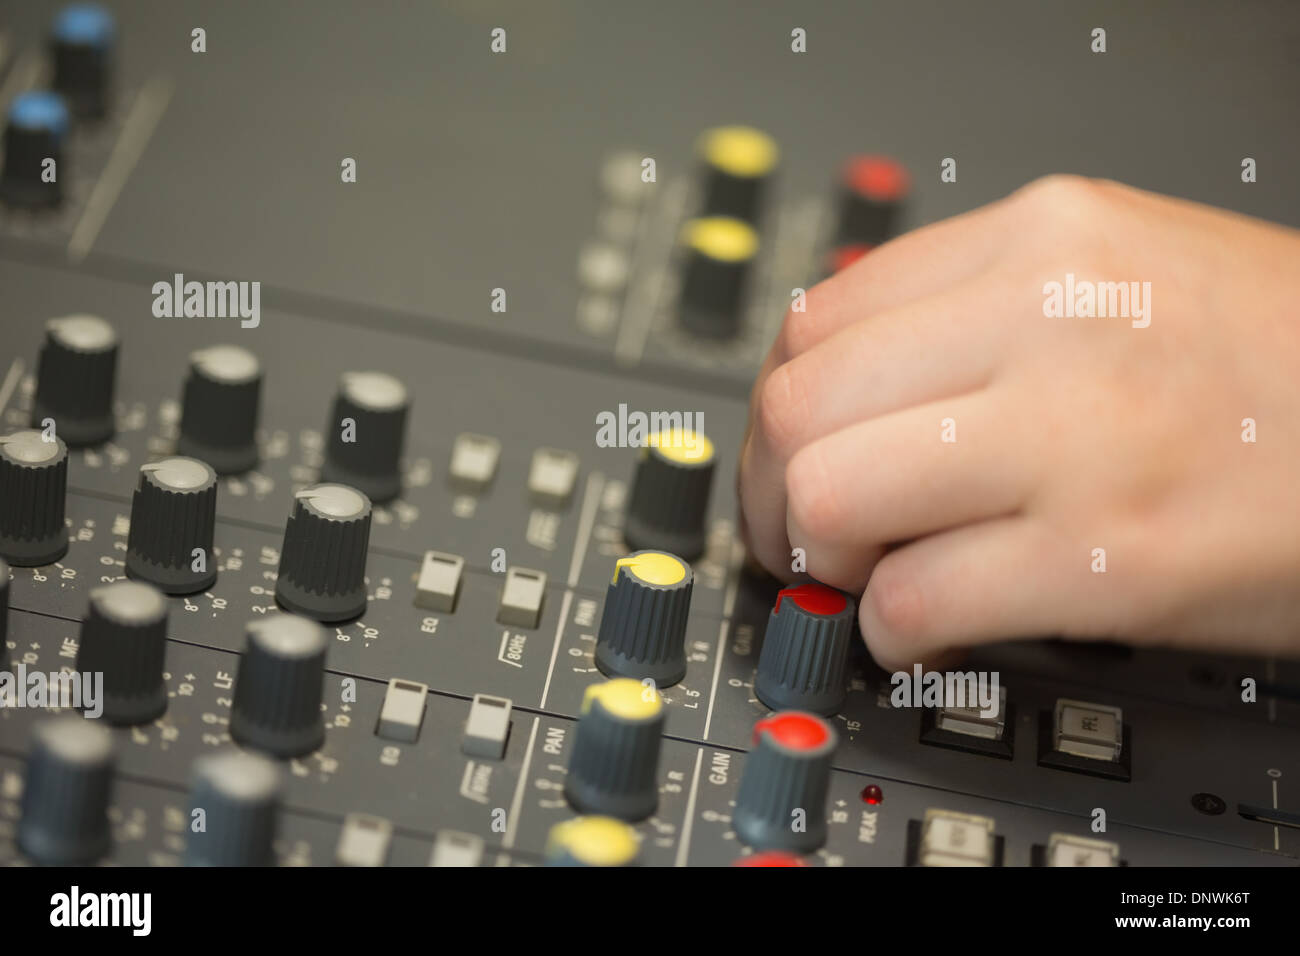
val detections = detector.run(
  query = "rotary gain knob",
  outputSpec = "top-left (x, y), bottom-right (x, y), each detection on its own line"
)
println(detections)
top-left (0, 430), bottom-right (68, 566)
top-left (230, 614), bottom-right (328, 757)
top-left (125, 457), bottom-right (218, 594)
top-left (564, 679), bottom-right (665, 822)
top-left (185, 749), bottom-right (282, 866)
top-left (756, 583), bottom-right (856, 716)
top-left (734, 712), bottom-right (837, 854)
top-left (274, 483), bottom-right (371, 622)
top-left (17, 716), bottom-right (115, 864)
top-left (177, 344), bottom-right (262, 475)
top-left (0, 91), bottom-right (69, 208)
top-left (623, 428), bottom-right (715, 561)
top-left (545, 817), bottom-right (639, 867)
top-left (30, 314), bottom-right (119, 446)
top-left (595, 551), bottom-right (693, 687)
top-left (321, 371), bottom-right (409, 503)
top-left (75, 580), bottom-right (168, 725)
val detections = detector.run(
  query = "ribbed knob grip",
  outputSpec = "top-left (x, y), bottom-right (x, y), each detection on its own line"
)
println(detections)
top-left (564, 679), bottom-right (665, 822)
top-left (177, 345), bottom-right (262, 475)
top-left (756, 583), bottom-right (856, 716)
top-left (595, 551), bottom-right (693, 686)
top-left (125, 457), bottom-right (218, 594)
top-left (230, 614), bottom-right (327, 757)
top-left (0, 430), bottom-right (68, 566)
top-left (734, 712), bottom-right (836, 853)
top-left (185, 749), bottom-right (281, 866)
top-left (75, 580), bottom-right (168, 725)
top-left (320, 371), bottom-right (409, 503)
top-left (1, 559), bottom-right (10, 670)
top-left (274, 483), bottom-right (371, 622)
top-left (17, 716), bottom-right (115, 864)
top-left (30, 314), bottom-right (118, 446)
top-left (623, 428), bottom-right (715, 561)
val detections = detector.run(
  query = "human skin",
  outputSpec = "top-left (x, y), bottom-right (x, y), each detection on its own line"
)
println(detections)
top-left (737, 175), bottom-right (1300, 670)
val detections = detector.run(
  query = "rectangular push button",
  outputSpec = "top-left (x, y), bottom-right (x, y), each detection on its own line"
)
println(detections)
top-left (918, 809), bottom-right (996, 867)
top-left (449, 433), bottom-right (500, 490)
top-left (429, 831), bottom-right (484, 867)
top-left (936, 686), bottom-right (1007, 741)
top-left (336, 814), bottom-right (393, 867)
top-left (498, 567), bottom-right (546, 628)
top-left (463, 693), bottom-right (512, 759)
top-left (528, 448), bottom-right (580, 508)
top-left (376, 679), bottom-right (428, 743)
top-left (415, 550), bottom-right (464, 613)
top-left (1046, 833), bottom-right (1120, 867)
top-left (1054, 699), bottom-right (1123, 762)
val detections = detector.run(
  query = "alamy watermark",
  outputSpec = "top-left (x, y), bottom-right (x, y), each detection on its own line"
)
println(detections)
top-left (0, 664), bottom-right (103, 719)
top-left (1042, 272), bottom-right (1151, 328)
top-left (595, 404), bottom-right (707, 458)
top-left (151, 273), bottom-right (260, 328)
top-left (890, 665), bottom-right (1001, 719)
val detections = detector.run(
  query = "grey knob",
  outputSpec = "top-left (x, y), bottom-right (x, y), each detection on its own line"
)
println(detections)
top-left (1, 558), bottom-right (10, 670)
top-left (185, 749), bottom-right (281, 866)
top-left (125, 456), bottom-right (218, 594)
top-left (75, 580), bottom-right (168, 725)
top-left (755, 583), bottom-right (855, 716)
top-left (0, 429), bottom-right (68, 566)
top-left (30, 314), bottom-right (118, 446)
top-left (320, 371), bottom-right (408, 503)
top-left (230, 615), bottom-right (327, 757)
top-left (17, 716), bottom-right (115, 864)
top-left (177, 345), bottom-right (262, 475)
top-left (564, 679), bottom-right (665, 822)
top-left (734, 712), bottom-right (836, 853)
top-left (594, 551), bottom-right (693, 687)
top-left (275, 483), bottom-right (371, 622)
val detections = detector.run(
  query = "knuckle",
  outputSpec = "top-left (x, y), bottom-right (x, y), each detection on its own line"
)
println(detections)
top-left (863, 562), bottom-right (928, 643)
top-left (754, 362), bottom-right (810, 457)
top-left (785, 444), bottom-right (842, 543)
top-left (776, 283), bottom-right (830, 357)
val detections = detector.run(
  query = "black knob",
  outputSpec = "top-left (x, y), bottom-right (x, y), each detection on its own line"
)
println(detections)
top-left (30, 314), bottom-right (118, 446)
top-left (74, 580), bottom-right (168, 725)
top-left (320, 371), bottom-right (408, 503)
top-left (50, 3), bottom-right (115, 120)
top-left (696, 125), bottom-right (778, 224)
top-left (17, 716), bottom-right (115, 864)
top-left (623, 428), bottom-right (715, 561)
top-left (275, 483), bottom-right (371, 622)
top-left (756, 583), bottom-right (856, 716)
top-left (230, 614), bottom-right (328, 757)
top-left (836, 154), bottom-right (910, 246)
top-left (1, 559), bottom-right (10, 670)
top-left (734, 712), bottom-right (836, 853)
top-left (125, 457), bottom-right (218, 595)
top-left (0, 429), bottom-right (69, 566)
top-left (185, 749), bottom-right (281, 866)
top-left (177, 345), bottom-right (262, 475)
top-left (564, 678), bottom-right (665, 821)
top-left (595, 551), bottom-right (693, 687)
top-left (678, 216), bottom-right (758, 339)
top-left (0, 91), bottom-right (69, 208)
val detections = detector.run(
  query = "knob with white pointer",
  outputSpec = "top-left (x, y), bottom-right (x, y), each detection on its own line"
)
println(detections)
top-left (17, 716), bottom-right (115, 864)
top-left (125, 457), bottom-right (218, 594)
top-left (274, 483), bottom-right (372, 622)
top-left (230, 614), bottom-right (327, 757)
top-left (74, 580), bottom-right (168, 725)
top-left (321, 371), bottom-right (409, 503)
top-left (30, 314), bottom-right (118, 446)
top-left (756, 583), bottom-right (855, 716)
top-left (0, 429), bottom-right (69, 566)
top-left (177, 345), bottom-right (262, 475)
top-left (734, 712), bottom-right (837, 853)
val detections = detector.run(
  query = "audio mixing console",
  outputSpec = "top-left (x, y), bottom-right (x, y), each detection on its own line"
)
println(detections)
top-left (1, 0), bottom-right (1299, 886)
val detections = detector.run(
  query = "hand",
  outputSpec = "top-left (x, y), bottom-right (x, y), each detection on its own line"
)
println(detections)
top-left (738, 175), bottom-right (1300, 669)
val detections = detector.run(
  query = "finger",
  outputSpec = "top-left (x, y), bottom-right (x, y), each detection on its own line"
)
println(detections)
top-left (783, 388), bottom-right (1035, 592)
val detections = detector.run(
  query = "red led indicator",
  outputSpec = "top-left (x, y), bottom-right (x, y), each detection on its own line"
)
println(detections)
top-left (843, 155), bottom-right (910, 202)
top-left (860, 784), bottom-right (883, 805)
top-left (755, 712), bottom-right (830, 751)
top-left (775, 583), bottom-right (846, 617)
